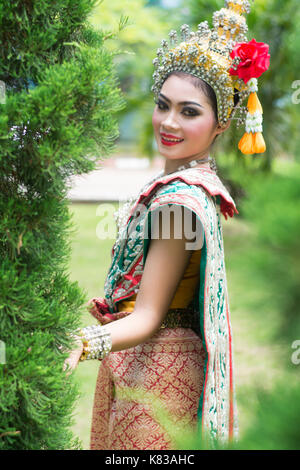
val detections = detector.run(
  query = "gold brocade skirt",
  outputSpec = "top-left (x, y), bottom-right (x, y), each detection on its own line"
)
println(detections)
top-left (90, 326), bottom-right (206, 450)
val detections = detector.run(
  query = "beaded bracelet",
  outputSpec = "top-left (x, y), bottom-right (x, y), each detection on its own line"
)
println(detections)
top-left (76, 324), bottom-right (112, 361)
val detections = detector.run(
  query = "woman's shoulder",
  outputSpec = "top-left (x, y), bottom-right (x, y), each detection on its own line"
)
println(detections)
top-left (144, 168), bottom-right (238, 220)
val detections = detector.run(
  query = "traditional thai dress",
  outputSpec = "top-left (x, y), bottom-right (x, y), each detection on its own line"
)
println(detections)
top-left (88, 167), bottom-right (239, 450)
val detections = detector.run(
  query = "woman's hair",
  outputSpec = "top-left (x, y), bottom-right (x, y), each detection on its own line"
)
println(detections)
top-left (163, 71), bottom-right (240, 124)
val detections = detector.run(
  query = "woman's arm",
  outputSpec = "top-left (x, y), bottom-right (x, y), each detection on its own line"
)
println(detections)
top-left (108, 206), bottom-right (195, 351)
top-left (65, 206), bottom-right (198, 370)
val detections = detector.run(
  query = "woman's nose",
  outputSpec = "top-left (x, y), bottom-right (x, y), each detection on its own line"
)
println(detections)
top-left (162, 110), bottom-right (180, 130)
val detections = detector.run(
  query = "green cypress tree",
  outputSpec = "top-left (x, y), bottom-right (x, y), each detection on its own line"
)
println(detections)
top-left (0, 0), bottom-right (124, 449)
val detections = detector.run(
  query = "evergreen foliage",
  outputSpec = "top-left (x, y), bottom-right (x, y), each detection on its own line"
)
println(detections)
top-left (0, 0), bottom-right (124, 449)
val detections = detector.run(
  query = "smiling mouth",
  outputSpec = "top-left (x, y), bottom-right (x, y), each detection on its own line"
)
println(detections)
top-left (160, 133), bottom-right (184, 145)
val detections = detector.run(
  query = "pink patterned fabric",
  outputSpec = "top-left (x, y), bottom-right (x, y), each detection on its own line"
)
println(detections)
top-left (90, 328), bottom-right (206, 450)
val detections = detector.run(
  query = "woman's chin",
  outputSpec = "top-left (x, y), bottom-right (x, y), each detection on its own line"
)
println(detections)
top-left (158, 145), bottom-right (185, 159)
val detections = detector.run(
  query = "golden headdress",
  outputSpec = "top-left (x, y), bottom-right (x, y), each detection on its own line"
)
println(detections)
top-left (151, 0), bottom-right (270, 155)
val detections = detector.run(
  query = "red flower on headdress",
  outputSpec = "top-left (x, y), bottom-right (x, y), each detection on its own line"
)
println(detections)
top-left (229, 38), bottom-right (270, 84)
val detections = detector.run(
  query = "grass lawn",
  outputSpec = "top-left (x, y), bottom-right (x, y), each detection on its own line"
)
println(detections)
top-left (67, 202), bottom-right (289, 450)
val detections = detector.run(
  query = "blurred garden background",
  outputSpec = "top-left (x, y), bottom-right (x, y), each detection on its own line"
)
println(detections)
top-left (68, 0), bottom-right (300, 449)
top-left (1, 0), bottom-right (299, 450)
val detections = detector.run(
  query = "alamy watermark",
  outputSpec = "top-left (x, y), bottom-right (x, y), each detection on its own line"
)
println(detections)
top-left (291, 340), bottom-right (300, 365)
top-left (0, 80), bottom-right (6, 104)
top-left (291, 80), bottom-right (300, 104)
top-left (0, 340), bottom-right (6, 364)
top-left (95, 201), bottom-right (204, 250)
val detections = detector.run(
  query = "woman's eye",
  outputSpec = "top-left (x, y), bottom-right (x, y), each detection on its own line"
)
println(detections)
top-left (156, 100), bottom-right (168, 111)
top-left (182, 108), bottom-right (198, 117)
top-left (155, 101), bottom-right (198, 116)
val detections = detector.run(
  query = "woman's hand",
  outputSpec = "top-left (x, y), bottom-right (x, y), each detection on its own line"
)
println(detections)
top-left (63, 337), bottom-right (83, 374)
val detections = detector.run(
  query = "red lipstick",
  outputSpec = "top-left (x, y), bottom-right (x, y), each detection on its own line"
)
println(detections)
top-left (160, 133), bottom-right (184, 147)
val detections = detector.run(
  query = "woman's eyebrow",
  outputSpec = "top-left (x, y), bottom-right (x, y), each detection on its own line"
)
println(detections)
top-left (159, 93), bottom-right (204, 108)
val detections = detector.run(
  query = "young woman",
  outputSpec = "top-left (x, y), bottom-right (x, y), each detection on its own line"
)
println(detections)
top-left (66, 0), bottom-right (270, 450)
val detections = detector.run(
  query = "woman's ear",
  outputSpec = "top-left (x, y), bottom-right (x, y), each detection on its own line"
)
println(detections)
top-left (215, 119), bottom-right (231, 136)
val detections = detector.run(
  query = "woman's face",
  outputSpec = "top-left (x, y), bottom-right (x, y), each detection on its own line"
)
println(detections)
top-left (152, 74), bottom-right (225, 161)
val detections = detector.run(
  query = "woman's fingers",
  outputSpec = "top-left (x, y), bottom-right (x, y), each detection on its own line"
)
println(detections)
top-left (63, 342), bottom-right (83, 374)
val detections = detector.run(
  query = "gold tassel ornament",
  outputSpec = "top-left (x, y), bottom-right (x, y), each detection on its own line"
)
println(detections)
top-left (238, 78), bottom-right (266, 155)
